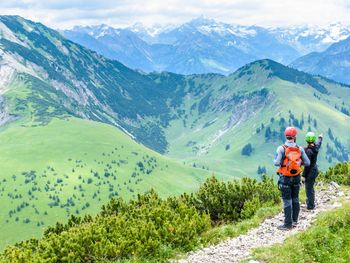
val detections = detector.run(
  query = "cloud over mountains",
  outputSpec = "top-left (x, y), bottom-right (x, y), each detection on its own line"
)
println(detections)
top-left (0, 0), bottom-right (349, 29)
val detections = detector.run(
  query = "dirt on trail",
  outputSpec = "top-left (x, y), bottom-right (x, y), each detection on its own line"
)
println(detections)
top-left (176, 182), bottom-right (349, 263)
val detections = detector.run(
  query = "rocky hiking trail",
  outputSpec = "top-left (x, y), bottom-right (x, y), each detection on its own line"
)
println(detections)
top-left (176, 182), bottom-right (349, 263)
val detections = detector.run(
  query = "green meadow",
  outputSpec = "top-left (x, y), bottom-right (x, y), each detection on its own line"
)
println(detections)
top-left (0, 117), bottom-right (225, 249)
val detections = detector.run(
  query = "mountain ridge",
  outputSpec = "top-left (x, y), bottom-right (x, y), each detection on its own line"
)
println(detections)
top-left (1, 15), bottom-right (350, 250)
top-left (62, 17), bottom-right (350, 75)
top-left (1, 15), bottom-right (350, 159)
top-left (291, 35), bottom-right (350, 84)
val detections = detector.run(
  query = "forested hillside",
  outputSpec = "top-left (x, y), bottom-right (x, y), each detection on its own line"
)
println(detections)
top-left (0, 15), bottom-right (350, 250)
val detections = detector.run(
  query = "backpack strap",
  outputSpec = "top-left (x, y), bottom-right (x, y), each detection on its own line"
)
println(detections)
top-left (280, 145), bottom-right (287, 167)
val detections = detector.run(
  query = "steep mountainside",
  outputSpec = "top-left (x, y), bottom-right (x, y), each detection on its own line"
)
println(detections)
top-left (63, 25), bottom-right (155, 72)
top-left (1, 15), bottom-right (350, 249)
top-left (0, 16), bottom-right (222, 249)
top-left (291, 36), bottom-right (350, 84)
top-left (161, 59), bottom-right (350, 177)
top-left (2, 15), bottom-right (350, 179)
top-left (0, 15), bottom-right (190, 153)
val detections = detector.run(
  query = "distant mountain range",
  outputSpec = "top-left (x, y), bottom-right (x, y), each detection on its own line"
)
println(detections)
top-left (1, 15), bottom-right (350, 248)
top-left (1, 14), bottom-right (350, 183)
top-left (291, 35), bottom-right (350, 84)
top-left (62, 17), bottom-right (350, 75)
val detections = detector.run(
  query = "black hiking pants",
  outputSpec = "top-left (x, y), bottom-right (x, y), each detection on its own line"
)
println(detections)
top-left (304, 166), bottom-right (318, 209)
top-left (278, 174), bottom-right (301, 227)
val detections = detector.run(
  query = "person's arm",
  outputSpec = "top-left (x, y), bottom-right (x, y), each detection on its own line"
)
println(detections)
top-left (274, 146), bottom-right (284, 167)
top-left (315, 134), bottom-right (323, 151)
top-left (300, 147), bottom-right (310, 167)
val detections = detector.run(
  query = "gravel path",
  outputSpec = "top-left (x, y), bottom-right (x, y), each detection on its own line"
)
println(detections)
top-left (177, 182), bottom-right (349, 263)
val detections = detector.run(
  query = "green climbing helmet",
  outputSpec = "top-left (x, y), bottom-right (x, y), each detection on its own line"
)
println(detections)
top-left (305, 132), bottom-right (316, 143)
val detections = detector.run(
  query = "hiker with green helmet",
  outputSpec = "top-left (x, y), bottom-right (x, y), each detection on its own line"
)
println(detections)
top-left (302, 131), bottom-right (323, 210)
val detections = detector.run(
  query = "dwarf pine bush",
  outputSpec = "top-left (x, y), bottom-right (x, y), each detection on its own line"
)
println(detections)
top-left (183, 175), bottom-right (279, 223)
top-left (319, 162), bottom-right (350, 185)
top-left (1, 191), bottom-right (210, 262)
top-left (0, 176), bottom-right (280, 262)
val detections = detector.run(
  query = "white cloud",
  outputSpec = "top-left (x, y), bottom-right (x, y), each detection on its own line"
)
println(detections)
top-left (0, 0), bottom-right (349, 29)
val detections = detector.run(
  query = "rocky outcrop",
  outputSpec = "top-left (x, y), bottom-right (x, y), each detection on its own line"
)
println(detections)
top-left (0, 96), bottom-right (16, 126)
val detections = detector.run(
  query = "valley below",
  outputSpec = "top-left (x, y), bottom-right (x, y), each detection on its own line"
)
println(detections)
top-left (0, 15), bottom-right (350, 253)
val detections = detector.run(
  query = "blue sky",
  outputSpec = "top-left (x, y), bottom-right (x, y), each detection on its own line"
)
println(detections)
top-left (0, 0), bottom-right (349, 29)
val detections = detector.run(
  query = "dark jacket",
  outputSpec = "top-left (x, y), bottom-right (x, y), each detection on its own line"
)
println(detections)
top-left (303, 137), bottom-right (323, 177)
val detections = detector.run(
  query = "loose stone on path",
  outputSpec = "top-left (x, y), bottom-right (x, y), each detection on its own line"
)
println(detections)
top-left (176, 183), bottom-right (345, 263)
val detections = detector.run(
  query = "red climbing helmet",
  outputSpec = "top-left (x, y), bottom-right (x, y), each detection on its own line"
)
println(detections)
top-left (284, 127), bottom-right (297, 137)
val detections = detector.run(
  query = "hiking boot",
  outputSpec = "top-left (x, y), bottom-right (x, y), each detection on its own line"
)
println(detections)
top-left (277, 224), bottom-right (293, 230)
top-left (292, 221), bottom-right (298, 227)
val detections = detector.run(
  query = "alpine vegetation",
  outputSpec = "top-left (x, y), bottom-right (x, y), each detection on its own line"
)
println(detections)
top-left (0, 176), bottom-right (279, 262)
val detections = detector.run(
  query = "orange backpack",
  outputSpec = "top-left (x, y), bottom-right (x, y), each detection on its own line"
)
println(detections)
top-left (277, 145), bottom-right (302, 176)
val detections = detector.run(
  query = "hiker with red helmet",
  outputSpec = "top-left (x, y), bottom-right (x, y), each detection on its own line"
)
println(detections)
top-left (274, 127), bottom-right (310, 230)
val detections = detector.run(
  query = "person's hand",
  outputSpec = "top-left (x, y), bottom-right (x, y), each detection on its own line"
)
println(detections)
top-left (301, 176), bottom-right (306, 184)
top-left (318, 133), bottom-right (323, 139)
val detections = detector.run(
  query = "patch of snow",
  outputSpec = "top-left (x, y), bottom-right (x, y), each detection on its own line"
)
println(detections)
top-left (147, 26), bottom-right (167, 37)
top-left (300, 30), bottom-right (311, 37)
top-left (322, 35), bottom-right (334, 44)
top-left (96, 31), bottom-right (107, 38)
top-left (195, 22), bottom-right (256, 38)
top-left (235, 27), bottom-right (257, 37)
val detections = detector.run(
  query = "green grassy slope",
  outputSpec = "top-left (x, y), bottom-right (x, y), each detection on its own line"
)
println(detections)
top-left (0, 117), bottom-right (220, 250)
top-left (1, 16), bottom-right (349, 179)
top-left (164, 60), bottom-right (350, 178)
top-left (1, 16), bottom-right (350, 251)
top-left (0, 15), bottom-right (191, 154)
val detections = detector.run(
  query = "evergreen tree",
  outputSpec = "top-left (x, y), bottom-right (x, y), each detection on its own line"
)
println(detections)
top-left (328, 128), bottom-right (334, 141)
top-left (265, 127), bottom-right (272, 141)
top-left (241, 143), bottom-right (253, 156)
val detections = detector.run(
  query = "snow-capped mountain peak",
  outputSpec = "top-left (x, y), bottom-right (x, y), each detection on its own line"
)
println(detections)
top-left (128, 22), bottom-right (175, 38)
top-left (269, 22), bottom-right (350, 53)
top-left (63, 17), bottom-right (350, 75)
top-left (70, 24), bottom-right (119, 38)
top-left (178, 17), bottom-right (258, 37)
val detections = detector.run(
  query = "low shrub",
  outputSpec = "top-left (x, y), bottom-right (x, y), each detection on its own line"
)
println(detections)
top-left (1, 191), bottom-right (209, 262)
top-left (0, 176), bottom-right (279, 262)
top-left (182, 175), bottom-right (280, 223)
top-left (318, 162), bottom-right (350, 185)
